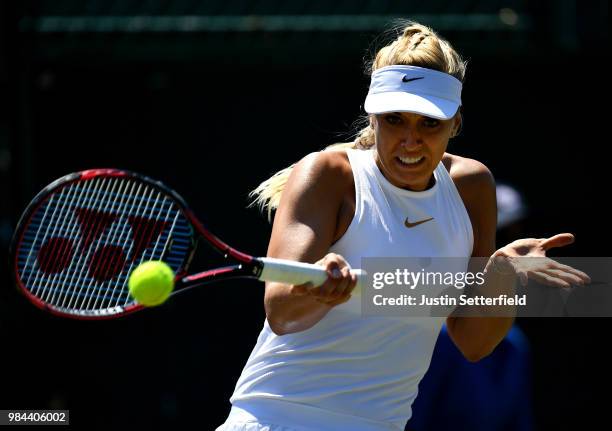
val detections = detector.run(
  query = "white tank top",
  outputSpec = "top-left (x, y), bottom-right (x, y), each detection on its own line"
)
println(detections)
top-left (228, 149), bottom-right (473, 431)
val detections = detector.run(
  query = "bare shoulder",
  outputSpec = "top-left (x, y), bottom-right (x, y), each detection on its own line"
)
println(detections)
top-left (283, 149), bottom-right (355, 243)
top-left (278, 149), bottom-right (354, 216)
top-left (289, 149), bottom-right (353, 196)
top-left (442, 153), bottom-right (495, 199)
top-left (295, 149), bottom-right (351, 176)
top-left (269, 148), bottom-right (355, 259)
top-left (443, 153), bottom-right (497, 257)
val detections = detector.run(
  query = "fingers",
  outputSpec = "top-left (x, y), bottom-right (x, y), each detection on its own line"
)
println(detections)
top-left (528, 271), bottom-right (572, 288)
top-left (287, 253), bottom-right (357, 306)
top-left (516, 269), bottom-right (529, 287)
top-left (554, 262), bottom-right (591, 283)
top-left (540, 233), bottom-right (575, 250)
top-left (541, 268), bottom-right (591, 286)
top-left (289, 282), bottom-right (312, 296)
top-left (308, 253), bottom-right (357, 304)
top-left (511, 257), bottom-right (592, 288)
top-left (498, 253), bottom-right (593, 289)
top-left (315, 268), bottom-right (357, 307)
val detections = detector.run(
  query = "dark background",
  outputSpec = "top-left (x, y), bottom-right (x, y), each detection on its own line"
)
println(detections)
top-left (0, 1), bottom-right (609, 429)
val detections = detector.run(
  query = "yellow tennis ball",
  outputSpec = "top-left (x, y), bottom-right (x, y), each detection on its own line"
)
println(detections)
top-left (128, 261), bottom-right (175, 306)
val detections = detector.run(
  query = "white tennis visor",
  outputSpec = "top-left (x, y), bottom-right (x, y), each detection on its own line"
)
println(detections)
top-left (364, 65), bottom-right (462, 120)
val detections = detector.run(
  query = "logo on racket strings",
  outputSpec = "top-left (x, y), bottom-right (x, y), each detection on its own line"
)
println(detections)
top-left (36, 208), bottom-right (168, 282)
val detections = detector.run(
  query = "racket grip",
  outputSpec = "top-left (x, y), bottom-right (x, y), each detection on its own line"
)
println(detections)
top-left (258, 257), bottom-right (366, 294)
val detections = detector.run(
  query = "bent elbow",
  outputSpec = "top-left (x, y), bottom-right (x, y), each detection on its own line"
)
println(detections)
top-left (267, 318), bottom-right (292, 336)
top-left (464, 352), bottom-right (485, 363)
top-left (462, 347), bottom-right (494, 363)
top-left (265, 299), bottom-right (294, 336)
top-left (266, 313), bottom-right (316, 336)
top-left (265, 308), bottom-right (302, 335)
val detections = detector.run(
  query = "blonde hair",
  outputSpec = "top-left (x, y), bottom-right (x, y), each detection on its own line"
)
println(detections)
top-left (250, 21), bottom-right (467, 220)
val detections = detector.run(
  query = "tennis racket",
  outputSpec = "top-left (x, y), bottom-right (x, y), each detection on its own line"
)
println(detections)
top-left (10, 169), bottom-right (365, 319)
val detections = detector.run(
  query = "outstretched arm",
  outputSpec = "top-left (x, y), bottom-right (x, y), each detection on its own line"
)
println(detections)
top-left (446, 159), bottom-right (590, 361)
top-left (445, 158), bottom-right (510, 362)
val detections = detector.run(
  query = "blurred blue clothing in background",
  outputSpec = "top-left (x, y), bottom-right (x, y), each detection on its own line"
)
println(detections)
top-left (406, 324), bottom-right (533, 431)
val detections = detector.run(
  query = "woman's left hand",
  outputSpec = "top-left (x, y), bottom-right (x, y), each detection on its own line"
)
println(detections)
top-left (486, 233), bottom-right (591, 288)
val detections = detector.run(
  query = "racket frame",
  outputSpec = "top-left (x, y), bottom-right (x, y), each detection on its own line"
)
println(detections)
top-left (10, 168), bottom-right (268, 319)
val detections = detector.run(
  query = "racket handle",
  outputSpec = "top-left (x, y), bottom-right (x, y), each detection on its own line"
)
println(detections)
top-left (258, 257), bottom-right (366, 294)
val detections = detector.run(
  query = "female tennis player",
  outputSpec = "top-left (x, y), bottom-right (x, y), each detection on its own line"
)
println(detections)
top-left (216, 21), bottom-right (589, 431)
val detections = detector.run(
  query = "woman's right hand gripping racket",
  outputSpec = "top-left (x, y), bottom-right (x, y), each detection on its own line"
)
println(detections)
top-left (10, 169), bottom-right (365, 319)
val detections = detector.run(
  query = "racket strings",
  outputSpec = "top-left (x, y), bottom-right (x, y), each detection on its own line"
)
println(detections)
top-left (65, 178), bottom-right (168, 310)
top-left (17, 175), bottom-right (193, 315)
top-left (57, 177), bottom-right (121, 308)
top-left (66, 177), bottom-right (137, 310)
top-left (92, 180), bottom-right (165, 309)
top-left (29, 177), bottom-right (146, 309)
top-left (21, 190), bottom-right (66, 291)
top-left (105, 188), bottom-right (182, 309)
top-left (87, 180), bottom-right (146, 310)
top-left (46, 177), bottom-right (118, 307)
top-left (27, 178), bottom-right (104, 302)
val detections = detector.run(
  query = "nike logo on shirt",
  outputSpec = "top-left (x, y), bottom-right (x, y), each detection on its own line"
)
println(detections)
top-left (404, 216), bottom-right (434, 228)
